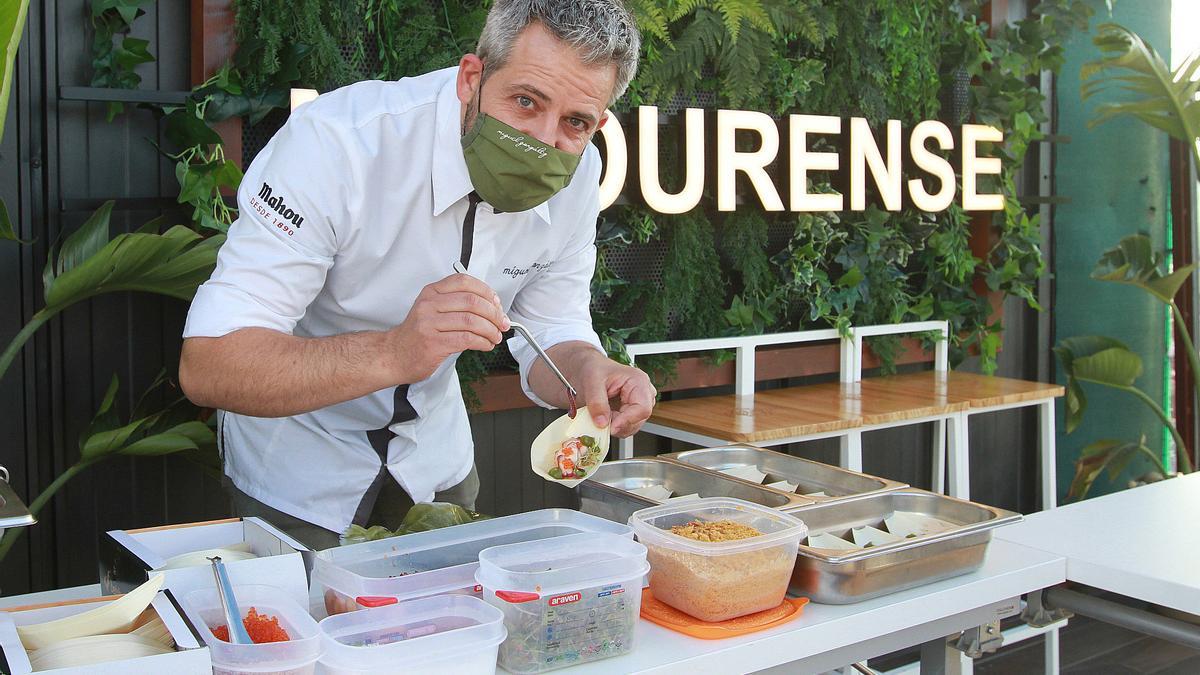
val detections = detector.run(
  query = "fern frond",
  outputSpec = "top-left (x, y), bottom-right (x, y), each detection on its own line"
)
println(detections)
top-left (642, 7), bottom-right (724, 99)
top-left (627, 0), bottom-right (672, 45)
top-left (718, 26), bottom-right (770, 106)
top-left (713, 0), bottom-right (774, 42)
top-left (669, 0), bottom-right (710, 22)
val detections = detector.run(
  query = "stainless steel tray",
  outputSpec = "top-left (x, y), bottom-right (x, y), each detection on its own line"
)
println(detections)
top-left (662, 445), bottom-right (907, 502)
top-left (577, 458), bottom-right (812, 525)
top-left (786, 489), bottom-right (1021, 604)
top-left (0, 477), bottom-right (35, 530)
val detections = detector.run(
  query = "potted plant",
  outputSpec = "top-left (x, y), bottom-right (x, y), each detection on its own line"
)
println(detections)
top-left (1055, 23), bottom-right (1200, 499)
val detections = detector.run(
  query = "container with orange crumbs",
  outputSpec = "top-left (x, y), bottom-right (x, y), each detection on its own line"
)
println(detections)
top-left (628, 498), bottom-right (807, 623)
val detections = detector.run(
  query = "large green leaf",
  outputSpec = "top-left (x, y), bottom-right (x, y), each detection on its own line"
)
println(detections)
top-left (82, 373), bottom-right (122, 445)
top-left (0, 0), bottom-right (29, 147)
top-left (43, 222), bottom-right (224, 311)
top-left (55, 201), bottom-right (114, 280)
top-left (0, 198), bottom-right (31, 243)
top-left (1072, 347), bottom-right (1143, 388)
top-left (1054, 335), bottom-right (1141, 433)
top-left (1067, 437), bottom-right (1162, 501)
top-left (1081, 23), bottom-right (1200, 166)
top-left (81, 416), bottom-right (149, 461)
top-left (1092, 234), bottom-right (1197, 303)
top-left (78, 376), bottom-right (215, 461)
top-left (120, 432), bottom-right (199, 457)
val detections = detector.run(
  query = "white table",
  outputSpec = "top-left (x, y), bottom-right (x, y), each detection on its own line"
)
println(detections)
top-left (997, 473), bottom-right (1200, 671)
top-left (998, 472), bottom-right (1200, 615)
top-left (1, 541), bottom-right (1063, 675)
top-left (506, 539), bottom-right (1065, 675)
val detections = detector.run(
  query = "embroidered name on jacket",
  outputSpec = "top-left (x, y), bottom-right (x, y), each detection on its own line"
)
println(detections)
top-left (256, 183), bottom-right (306, 228)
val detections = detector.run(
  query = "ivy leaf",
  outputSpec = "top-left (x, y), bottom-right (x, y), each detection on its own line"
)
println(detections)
top-left (91, 0), bottom-right (149, 26)
top-left (214, 160), bottom-right (244, 191)
top-left (176, 164), bottom-right (217, 206)
top-left (114, 36), bottom-right (154, 71)
top-left (836, 266), bottom-right (864, 288)
top-left (163, 104), bottom-right (222, 149)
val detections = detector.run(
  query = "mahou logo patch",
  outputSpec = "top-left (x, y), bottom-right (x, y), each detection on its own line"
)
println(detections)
top-left (257, 182), bottom-right (305, 228)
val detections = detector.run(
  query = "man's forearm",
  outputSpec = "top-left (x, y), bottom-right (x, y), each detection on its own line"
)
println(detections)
top-left (529, 341), bottom-right (609, 409)
top-left (180, 327), bottom-right (401, 417)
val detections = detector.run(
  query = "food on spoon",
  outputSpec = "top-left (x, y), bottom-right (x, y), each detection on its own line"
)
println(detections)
top-left (530, 410), bottom-right (610, 487)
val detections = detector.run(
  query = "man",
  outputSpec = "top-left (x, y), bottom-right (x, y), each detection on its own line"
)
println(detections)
top-left (179, 0), bottom-right (653, 549)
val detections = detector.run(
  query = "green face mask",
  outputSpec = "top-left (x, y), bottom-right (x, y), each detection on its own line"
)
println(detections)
top-left (461, 112), bottom-right (581, 212)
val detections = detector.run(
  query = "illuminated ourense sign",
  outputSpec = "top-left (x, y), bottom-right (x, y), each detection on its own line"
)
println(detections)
top-left (595, 106), bottom-right (1004, 214)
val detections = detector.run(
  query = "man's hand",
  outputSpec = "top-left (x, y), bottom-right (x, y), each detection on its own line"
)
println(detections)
top-left (530, 343), bottom-right (656, 438)
top-left (387, 273), bottom-right (510, 383)
top-left (577, 356), bottom-right (657, 438)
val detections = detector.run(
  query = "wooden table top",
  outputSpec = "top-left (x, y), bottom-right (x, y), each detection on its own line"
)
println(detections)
top-left (758, 382), bottom-right (969, 427)
top-left (648, 372), bottom-right (1063, 443)
top-left (648, 390), bottom-right (858, 443)
top-left (861, 371), bottom-right (1064, 408)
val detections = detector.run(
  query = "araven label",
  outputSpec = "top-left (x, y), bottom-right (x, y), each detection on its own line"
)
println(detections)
top-left (548, 592), bottom-right (581, 607)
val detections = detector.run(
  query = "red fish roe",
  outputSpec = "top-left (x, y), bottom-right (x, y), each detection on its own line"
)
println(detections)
top-left (211, 607), bottom-right (290, 643)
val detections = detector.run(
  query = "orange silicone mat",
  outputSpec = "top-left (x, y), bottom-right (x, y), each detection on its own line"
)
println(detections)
top-left (639, 589), bottom-right (809, 639)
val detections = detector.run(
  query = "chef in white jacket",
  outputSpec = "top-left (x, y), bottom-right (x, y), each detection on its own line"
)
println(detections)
top-left (179, 0), bottom-right (654, 548)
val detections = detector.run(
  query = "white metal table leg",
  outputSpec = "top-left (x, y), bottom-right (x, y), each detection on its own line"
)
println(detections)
top-left (1039, 400), bottom-right (1057, 510)
top-left (933, 419), bottom-right (947, 494)
top-left (618, 435), bottom-right (634, 459)
top-left (839, 431), bottom-right (863, 472)
top-left (947, 412), bottom-right (970, 500)
top-left (1043, 625), bottom-right (1061, 675)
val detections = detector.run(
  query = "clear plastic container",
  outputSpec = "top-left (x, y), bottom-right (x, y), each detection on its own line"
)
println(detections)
top-left (628, 497), bottom-right (807, 622)
top-left (318, 595), bottom-right (506, 674)
top-left (475, 532), bottom-right (648, 674)
top-left (184, 584), bottom-right (322, 675)
top-left (313, 509), bottom-right (632, 616)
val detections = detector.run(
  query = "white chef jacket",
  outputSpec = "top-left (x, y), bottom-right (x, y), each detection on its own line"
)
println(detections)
top-left (182, 66), bottom-right (604, 534)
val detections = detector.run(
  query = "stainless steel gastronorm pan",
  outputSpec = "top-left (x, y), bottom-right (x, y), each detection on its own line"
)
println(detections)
top-left (577, 458), bottom-right (813, 525)
top-left (786, 489), bottom-right (1022, 604)
top-left (662, 445), bottom-right (907, 502)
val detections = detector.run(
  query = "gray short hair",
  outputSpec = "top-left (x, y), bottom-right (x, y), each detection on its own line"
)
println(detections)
top-left (476, 0), bottom-right (641, 105)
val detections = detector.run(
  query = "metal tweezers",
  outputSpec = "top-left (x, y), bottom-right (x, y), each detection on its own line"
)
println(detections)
top-left (453, 262), bottom-right (578, 398)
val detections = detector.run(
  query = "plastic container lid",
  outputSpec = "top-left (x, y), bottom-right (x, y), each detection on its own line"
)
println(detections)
top-left (184, 584), bottom-right (322, 672)
top-left (318, 595), bottom-right (506, 671)
top-left (313, 509), bottom-right (633, 605)
top-left (628, 497), bottom-right (808, 555)
top-left (475, 532), bottom-right (648, 598)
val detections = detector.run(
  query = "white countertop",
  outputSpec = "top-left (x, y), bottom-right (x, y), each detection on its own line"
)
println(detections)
top-left (997, 472), bottom-right (1200, 615)
top-left (514, 538), bottom-right (1065, 674)
top-left (1, 538), bottom-right (1065, 675)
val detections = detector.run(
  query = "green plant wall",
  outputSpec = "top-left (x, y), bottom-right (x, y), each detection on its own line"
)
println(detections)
top-left (226, 0), bottom-right (1092, 395)
top-left (1053, 0), bottom-right (1172, 500)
